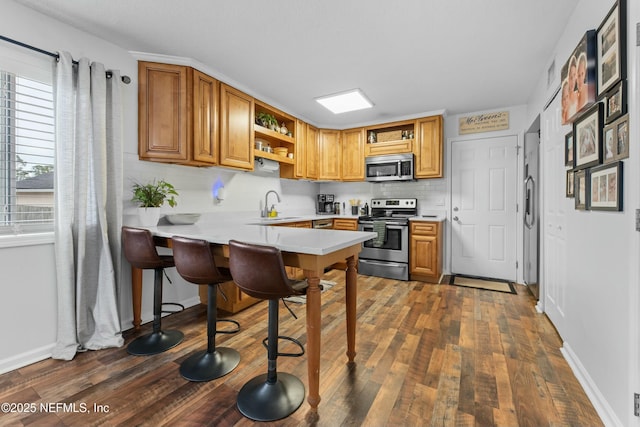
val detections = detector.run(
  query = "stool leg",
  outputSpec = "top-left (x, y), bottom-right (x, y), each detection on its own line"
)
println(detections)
top-left (237, 299), bottom-right (305, 421)
top-left (266, 299), bottom-right (279, 384)
top-left (179, 283), bottom-right (240, 382)
top-left (127, 268), bottom-right (184, 356)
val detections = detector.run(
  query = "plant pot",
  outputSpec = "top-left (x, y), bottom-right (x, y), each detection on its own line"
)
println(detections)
top-left (138, 207), bottom-right (161, 227)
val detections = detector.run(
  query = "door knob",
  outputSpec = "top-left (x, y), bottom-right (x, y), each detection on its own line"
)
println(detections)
top-left (453, 216), bottom-right (459, 221)
top-left (453, 207), bottom-right (459, 212)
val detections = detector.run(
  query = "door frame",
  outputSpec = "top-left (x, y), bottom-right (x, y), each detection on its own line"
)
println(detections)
top-left (446, 132), bottom-right (524, 283)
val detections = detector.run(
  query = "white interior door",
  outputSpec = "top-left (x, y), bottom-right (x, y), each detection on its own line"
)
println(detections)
top-left (540, 91), bottom-right (569, 334)
top-left (451, 135), bottom-right (518, 281)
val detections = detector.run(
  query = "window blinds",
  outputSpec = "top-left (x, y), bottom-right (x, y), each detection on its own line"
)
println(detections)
top-left (0, 68), bottom-right (55, 235)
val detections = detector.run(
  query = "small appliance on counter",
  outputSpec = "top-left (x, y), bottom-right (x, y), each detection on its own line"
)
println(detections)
top-left (316, 194), bottom-right (335, 214)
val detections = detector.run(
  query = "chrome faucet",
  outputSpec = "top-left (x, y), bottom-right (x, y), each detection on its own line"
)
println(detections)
top-left (263, 190), bottom-right (281, 217)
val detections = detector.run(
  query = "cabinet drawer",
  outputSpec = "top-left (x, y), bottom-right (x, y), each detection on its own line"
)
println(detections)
top-left (333, 218), bottom-right (358, 230)
top-left (411, 222), bottom-right (438, 235)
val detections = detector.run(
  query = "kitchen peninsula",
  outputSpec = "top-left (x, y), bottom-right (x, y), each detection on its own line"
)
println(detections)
top-left (129, 215), bottom-right (376, 411)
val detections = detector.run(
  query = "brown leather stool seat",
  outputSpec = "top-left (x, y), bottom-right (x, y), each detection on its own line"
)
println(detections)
top-left (171, 236), bottom-right (240, 381)
top-left (228, 239), bottom-right (307, 422)
top-left (122, 226), bottom-right (184, 356)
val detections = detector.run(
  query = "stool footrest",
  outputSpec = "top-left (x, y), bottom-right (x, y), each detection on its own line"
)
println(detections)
top-left (216, 319), bottom-right (240, 334)
top-left (261, 335), bottom-right (304, 357)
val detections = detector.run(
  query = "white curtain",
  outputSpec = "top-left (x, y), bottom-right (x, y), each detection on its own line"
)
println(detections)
top-left (52, 52), bottom-right (124, 360)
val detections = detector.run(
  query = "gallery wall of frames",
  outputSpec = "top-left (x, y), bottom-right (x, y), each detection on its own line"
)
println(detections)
top-left (563, 0), bottom-right (627, 212)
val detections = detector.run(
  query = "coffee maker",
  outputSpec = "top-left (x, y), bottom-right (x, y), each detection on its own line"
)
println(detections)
top-left (317, 194), bottom-right (335, 214)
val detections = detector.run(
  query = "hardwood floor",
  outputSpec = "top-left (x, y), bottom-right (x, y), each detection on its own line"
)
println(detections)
top-left (0, 270), bottom-right (603, 426)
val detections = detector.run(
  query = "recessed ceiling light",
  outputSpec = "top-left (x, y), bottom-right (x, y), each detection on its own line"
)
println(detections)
top-left (315, 89), bottom-right (373, 114)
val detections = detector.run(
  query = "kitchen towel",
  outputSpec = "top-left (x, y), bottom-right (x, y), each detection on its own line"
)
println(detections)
top-left (372, 221), bottom-right (387, 247)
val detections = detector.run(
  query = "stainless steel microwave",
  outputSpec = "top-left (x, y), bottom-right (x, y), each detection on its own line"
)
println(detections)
top-left (365, 153), bottom-right (414, 182)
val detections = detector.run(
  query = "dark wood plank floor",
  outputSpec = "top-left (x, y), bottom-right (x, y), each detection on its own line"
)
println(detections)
top-left (0, 270), bottom-right (603, 426)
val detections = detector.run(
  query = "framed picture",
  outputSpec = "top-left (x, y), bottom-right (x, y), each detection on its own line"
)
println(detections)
top-left (561, 30), bottom-right (596, 125)
top-left (564, 131), bottom-right (574, 167)
top-left (604, 80), bottom-right (626, 124)
top-left (589, 161), bottom-right (623, 211)
top-left (566, 170), bottom-right (575, 198)
top-left (573, 102), bottom-right (603, 169)
top-left (597, 0), bottom-right (627, 96)
top-left (574, 169), bottom-right (589, 210)
top-left (603, 113), bottom-right (629, 163)
top-left (614, 114), bottom-right (629, 160)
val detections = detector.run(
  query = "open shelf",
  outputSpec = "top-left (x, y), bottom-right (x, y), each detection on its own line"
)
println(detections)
top-left (255, 124), bottom-right (295, 145)
top-left (255, 150), bottom-right (294, 165)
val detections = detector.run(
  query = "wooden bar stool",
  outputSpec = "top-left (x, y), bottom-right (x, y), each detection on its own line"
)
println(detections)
top-left (228, 239), bottom-right (307, 422)
top-left (122, 226), bottom-right (184, 356)
top-left (171, 236), bottom-right (240, 382)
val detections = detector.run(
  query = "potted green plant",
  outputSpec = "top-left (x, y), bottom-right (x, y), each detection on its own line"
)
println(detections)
top-left (131, 179), bottom-right (178, 226)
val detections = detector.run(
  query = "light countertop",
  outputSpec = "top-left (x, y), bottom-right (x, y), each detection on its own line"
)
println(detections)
top-left (139, 213), bottom-right (375, 256)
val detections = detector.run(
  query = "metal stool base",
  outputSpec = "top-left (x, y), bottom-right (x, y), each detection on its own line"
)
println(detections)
top-left (127, 330), bottom-right (184, 356)
top-left (180, 347), bottom-right (240, 382)
top-left (237, 373), bottom-right (305, 421)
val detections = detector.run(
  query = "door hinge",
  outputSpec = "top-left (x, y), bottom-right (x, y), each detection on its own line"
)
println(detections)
top-left (516, 261), bottom-right (519, 269)
top-left (634, 393), bottom-right (639, 416)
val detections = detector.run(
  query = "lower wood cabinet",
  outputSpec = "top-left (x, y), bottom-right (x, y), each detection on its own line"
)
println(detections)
top-left (332, 218), bottom-right (359, 269)
top-left (199, 280), bottom-right (260, 314)
top-left (410, 221), bottom-right (442, 282)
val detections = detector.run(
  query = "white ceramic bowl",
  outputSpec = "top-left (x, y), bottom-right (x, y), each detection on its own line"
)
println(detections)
top-left (165, 213), bottom-right (201, 225)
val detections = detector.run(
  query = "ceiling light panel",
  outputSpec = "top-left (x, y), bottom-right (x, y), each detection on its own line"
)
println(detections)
top-left (315, 89), bottom-right (373, 114)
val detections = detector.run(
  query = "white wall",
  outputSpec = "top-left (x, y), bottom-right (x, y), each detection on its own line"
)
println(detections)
top-left (0, 1), bottom-right (320, 372)
top-left (527, 1), bottom-right (639, 426)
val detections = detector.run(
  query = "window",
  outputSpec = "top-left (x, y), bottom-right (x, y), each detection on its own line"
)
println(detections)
top-left (0, 47), bottom-right (54, 235)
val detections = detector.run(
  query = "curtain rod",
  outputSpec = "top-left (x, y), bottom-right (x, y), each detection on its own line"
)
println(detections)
top-left (0, 34), bottom-right (131, 84)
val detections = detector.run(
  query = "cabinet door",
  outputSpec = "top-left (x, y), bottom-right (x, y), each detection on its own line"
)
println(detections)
top-left (410, 234), bottom-right (439, 276)
top-left (220, 83), bottom-right (254, 170)
top-left (138, 62), bottom-right (189, 161)
top-left (192, 69), bottom-right (219, 164)
top-left (341, 128), bottom-right (365, 181)
top-left (319, 129), bottom-right (341, 180)
top-left (306, 124), bottom-right (319, 179)
top-left (295, 119), bottom-right (307, 178)
top-left (414, 115), bottom-right (443, 178)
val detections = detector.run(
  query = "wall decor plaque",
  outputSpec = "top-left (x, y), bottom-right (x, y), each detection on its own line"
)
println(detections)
top-left (458, 111), bottom-right (509, 135)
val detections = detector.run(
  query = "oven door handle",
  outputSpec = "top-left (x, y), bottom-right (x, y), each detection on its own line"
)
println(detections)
top-left (359, 259), bottom-right (407, 268)
top-left (359, 222), bottom-right (407, 229)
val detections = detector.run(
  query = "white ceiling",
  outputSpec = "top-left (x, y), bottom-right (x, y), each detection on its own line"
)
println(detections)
top-left (15, 0), bottom-right (578, 128)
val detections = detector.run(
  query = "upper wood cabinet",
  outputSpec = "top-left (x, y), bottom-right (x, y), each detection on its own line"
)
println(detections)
top-left (138, 62), bottom-right (218, 166)
top-left (192, 69), bottom-right (219, 164)
top-left (219, 83), bottom-right (254, 170)
top-left (306, 124), bottom-right (319, 180)
top-left (414, 115), bottom-right (443, 178)
top-left (341, 128), bottom-right (365, 181)
top-left (318, 129), bottom-right (341, 180)
top-left (294, 119), bottom-right (307, 178)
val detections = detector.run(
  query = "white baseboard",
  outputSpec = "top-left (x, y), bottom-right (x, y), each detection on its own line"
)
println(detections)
top-left (0, 343), bottom-right (55, 375)
top-left (561, 341), bottom-right (622, 427)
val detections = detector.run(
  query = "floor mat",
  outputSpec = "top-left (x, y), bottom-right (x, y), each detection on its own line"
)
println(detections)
top-left (283, 280), bottom-right (335, 303)
top-left (449, 274), bottom-right (516, 294)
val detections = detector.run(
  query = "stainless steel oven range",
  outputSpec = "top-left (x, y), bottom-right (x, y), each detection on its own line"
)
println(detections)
top-left (358, 198), bottom-right (417, 280)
